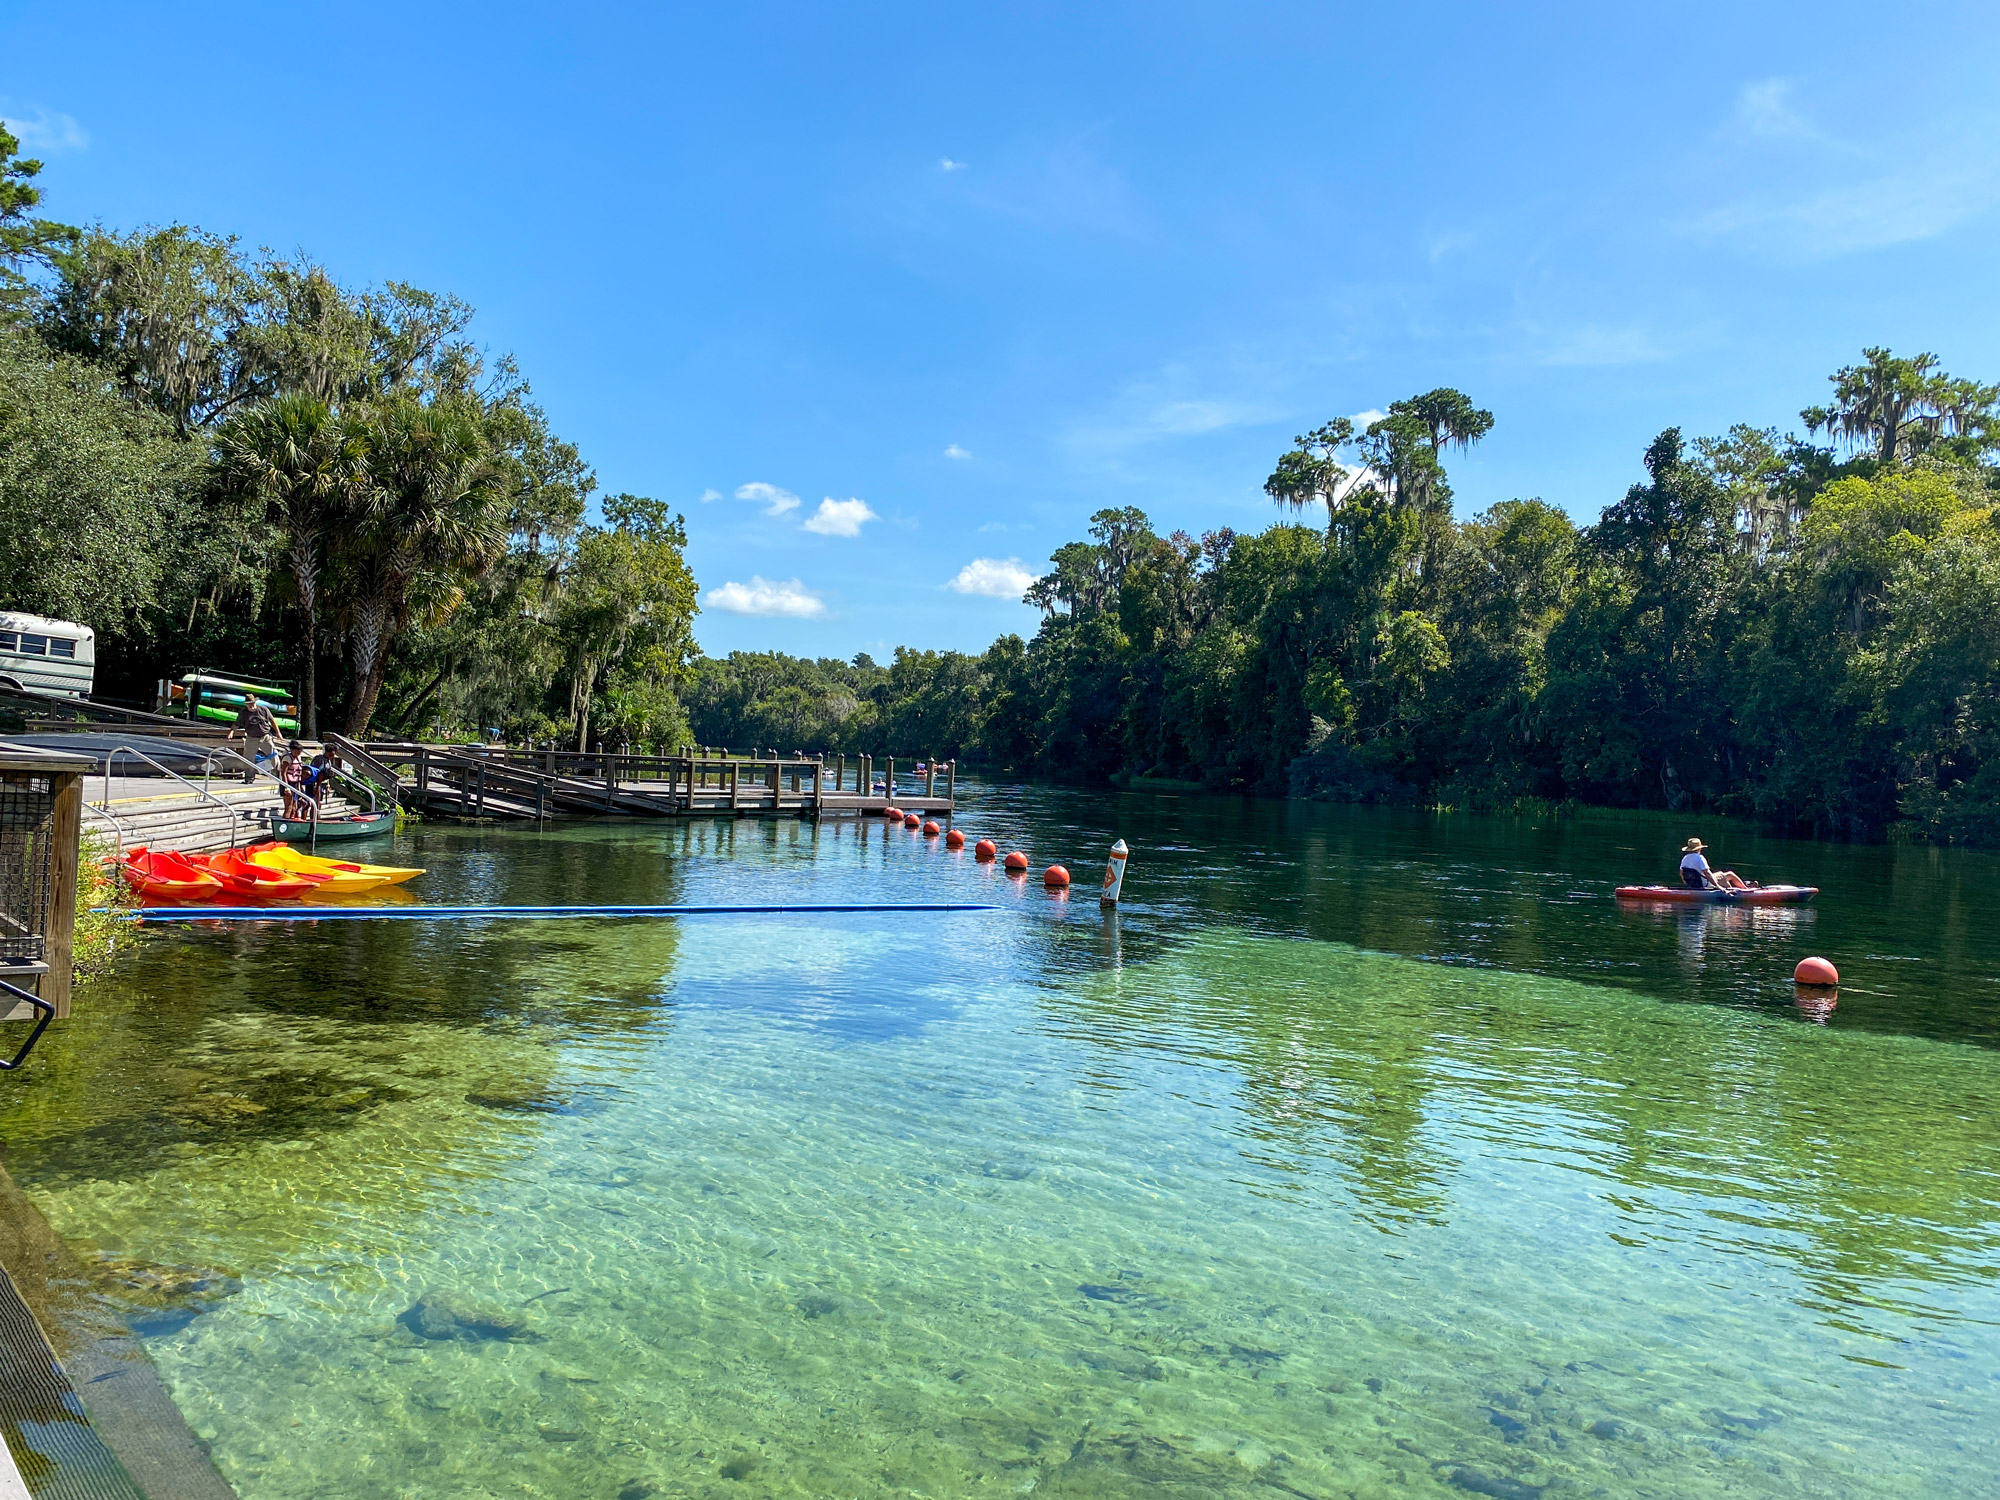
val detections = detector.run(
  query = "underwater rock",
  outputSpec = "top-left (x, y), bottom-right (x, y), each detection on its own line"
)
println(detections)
top-left (1585, 1418), bottom-right (1639, 1440)
top-left (797, 1294), bottom-right (841, 1319)
top-left (398, 1289), bottom-right (536, 1342)
top-left (1073, 1348), bottom-right (1163, 1380)
top-left (1483, 1407), bottom-right (1528, 1441)
top-left (1438, 1465), bottom-right (1544, 1499)
top-left (96, 1257), bottom-right (242, 1337)
top-left (718, 1453), bottom-right (762, 1481)
top-left (618, 1483), bottom-right (658, 1500)
top-left (464, 1087), bottom-right (567, 1115)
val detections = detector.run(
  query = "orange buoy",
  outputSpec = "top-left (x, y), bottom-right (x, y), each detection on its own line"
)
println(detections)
top-left (1043, 864), bottom-right (1070, 888)
top-left (1003, 850), bottom-right (1028, 873)
top-left (974, 839), bottom-right (997, 862)
top-left (884, 806), bottom-right (902, 820)
top-left (944, 828), bottom-right (965, 849)
top-left (922, 820), bottom-right (940, 837)
top-left (1794, 956), bottom-right (1839, 987)
top-left (904, 813), bottom-right (921, 829)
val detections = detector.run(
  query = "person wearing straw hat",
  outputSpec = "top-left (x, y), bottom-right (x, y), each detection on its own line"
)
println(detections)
top-left (1679, 838), bottom-right (1750, 891)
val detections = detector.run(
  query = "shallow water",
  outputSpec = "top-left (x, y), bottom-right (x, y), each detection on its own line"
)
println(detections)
top-left (2, 787), bottom-right (1997, 1498)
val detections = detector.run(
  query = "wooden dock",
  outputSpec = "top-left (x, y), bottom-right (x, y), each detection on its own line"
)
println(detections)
top-left (345, 741), bottom-right (957, 823)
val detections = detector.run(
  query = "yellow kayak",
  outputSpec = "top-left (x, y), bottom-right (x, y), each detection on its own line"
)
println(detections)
top-left (247, 848), bottom-right (387, 894)
top-left (248, 842), bottom-right (426, 886)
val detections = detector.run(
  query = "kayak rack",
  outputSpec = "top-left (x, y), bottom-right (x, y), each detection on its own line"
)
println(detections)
top-left (130, 902), bottom-right (1003, 923)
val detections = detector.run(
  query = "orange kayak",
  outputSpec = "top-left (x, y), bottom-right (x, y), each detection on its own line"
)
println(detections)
top-left (121, 847), bottom-right (224, 902)
top-left (188, 850), bottom-right (323, 899)
top-left (1615, 884), bottom-right (1817, 905)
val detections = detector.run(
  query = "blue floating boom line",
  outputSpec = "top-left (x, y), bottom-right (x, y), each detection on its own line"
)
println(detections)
top-left (130, 902), bottom-right (1002, 923)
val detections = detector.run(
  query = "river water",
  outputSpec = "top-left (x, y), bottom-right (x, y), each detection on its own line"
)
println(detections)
top-left (1, 784), bottom-right (1996, 1499)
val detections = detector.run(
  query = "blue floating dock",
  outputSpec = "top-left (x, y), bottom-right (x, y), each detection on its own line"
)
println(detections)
top-left (133, 902), bottom-right (1002, 923)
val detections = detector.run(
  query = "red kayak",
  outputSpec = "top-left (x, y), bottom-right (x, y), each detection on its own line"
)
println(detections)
top-left (121, 847), bottom-right (224, 901)
top-left (1615, 884), bottom-right (1818, 905)
top-left (185, 850), bottom-right (324, 899)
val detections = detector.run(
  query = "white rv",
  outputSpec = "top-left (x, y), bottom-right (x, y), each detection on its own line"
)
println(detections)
top-left (0, 612), bottom-right (96, 698)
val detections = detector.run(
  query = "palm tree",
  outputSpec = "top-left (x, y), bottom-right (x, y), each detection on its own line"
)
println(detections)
top-left (215, 392), bottom-right (361, 737)
top-left (340, 398), bottom-right (506, 737)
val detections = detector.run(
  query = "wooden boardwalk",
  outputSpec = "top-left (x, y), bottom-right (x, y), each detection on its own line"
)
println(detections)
top-left (345, 741), bottom-right (957, 823)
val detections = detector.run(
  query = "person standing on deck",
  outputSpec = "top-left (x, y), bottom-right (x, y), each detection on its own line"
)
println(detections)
top-left (227, 694), bottom-right (282, 782)
top-left (278, 740), bottom-right (310, 819)
top-left (1680, 838), bottom-right (1750, 891)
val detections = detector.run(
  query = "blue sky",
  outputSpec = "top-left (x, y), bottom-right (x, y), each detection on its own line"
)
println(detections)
top-left (7, 2), bottom-right (1999, 658)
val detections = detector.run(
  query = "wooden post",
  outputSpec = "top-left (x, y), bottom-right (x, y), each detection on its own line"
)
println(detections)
top-left (885, 757), bottom-right (895, 802)
top-left (814, 757), bottom-right (825, 816)
top-left (416, 744), bottom-right (429, 797)
top-left (926, 761), bottom-right (937, 799)
top-left (835, 753), bottom-right (845, 794)
top-left (768, 760), bottom-right (779, 808)
top-left (729, 761), bottom-right (740, 811)
top-left (475, 761), bottom-right (487, 817)
top-left (947, 759), bottom-right (956, 806)
top-left (605, 751), bottom-right (616, 810)
top-left (40, 771), bottom-right (81, 1019)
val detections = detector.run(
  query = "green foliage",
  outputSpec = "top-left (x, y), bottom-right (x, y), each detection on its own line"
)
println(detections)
top-left (0, 151), bottom-right (697, 751)
top-left (0, 330), bottom-right (207, 629)
top-left (73, 834), bottom-right (142, 987)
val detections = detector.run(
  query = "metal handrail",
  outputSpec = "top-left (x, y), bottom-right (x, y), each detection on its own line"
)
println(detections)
top-left (0, 978), bottom-right (56, 1072)
top-left (101, 743), bottom-right (253, 849)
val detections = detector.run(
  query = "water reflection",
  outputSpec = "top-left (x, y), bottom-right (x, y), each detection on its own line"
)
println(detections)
top-left (1049, 929), bottom-right (2000, 1336)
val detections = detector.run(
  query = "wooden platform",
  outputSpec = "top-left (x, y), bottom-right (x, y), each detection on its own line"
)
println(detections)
top-left (345, 742), bottom-right (958, 823)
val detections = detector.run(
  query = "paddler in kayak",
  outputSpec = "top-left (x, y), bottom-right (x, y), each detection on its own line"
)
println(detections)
top-left (1680, 838), bottom-right (1752, 891)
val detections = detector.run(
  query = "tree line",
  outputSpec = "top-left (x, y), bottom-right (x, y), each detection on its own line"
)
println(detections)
top-left (0, 125), bottom-right (698, 745)
top-left (687, 357), bottom-right (2000, 846)
top-left (8, 126), bottom-right (1999, 843)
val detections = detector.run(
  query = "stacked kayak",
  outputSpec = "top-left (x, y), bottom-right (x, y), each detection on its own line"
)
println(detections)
top-left (247, 842), bottom-right (425, 893)
top-left (188, 850), bottom-right (322, 899)
top-left (1615, 884), bottom-right (1818, 905)
top-left (121, 848), bottom-right (223, 901)
top-left (120, 843), bottom-right (423, 903)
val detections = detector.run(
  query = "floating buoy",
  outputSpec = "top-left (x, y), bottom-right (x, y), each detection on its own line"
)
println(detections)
top-left (1003, 850), bottom-right (1028, 873)
top-left (945, 828), bottom-right (965, 849)
top-left (1794, 956), bottom-right (1839, 987)
top-left (884, 806), bottom-right (902, 820)
top-left (922, 820), bottom-right (940, 837)
top-left (975, 839), bottom-right (997, 862)
top-left (904, 813), bottom-right (921, 829)
top-left (1043, 864), bottom-right (1070, 888)
top-left (1100, 838), bottom-right (1128, 906)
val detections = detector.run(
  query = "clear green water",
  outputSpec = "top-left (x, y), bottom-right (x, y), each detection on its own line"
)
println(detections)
top-left (2, 789), bottom-right (1998, 1498)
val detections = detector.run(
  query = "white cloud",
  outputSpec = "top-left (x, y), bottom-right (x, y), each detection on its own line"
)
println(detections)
top-left (734, 481), bottom-right (800, 517)
top-left (706, 576), bottom-right (826, 618)
top-left (1685, 172), bottom-right (1996, 257)
top-left (947, 557), bottom-right (1036, 600)
top-left (1349, 408), bottom-right (1387, 428)
top-left (1731, 78), bottom-right (1814, 142)
top-left (940, 158), bottom-right (967, 172)
top-left (698, 487), bottom-right (722, 503)
top-left (802, 497), bottom-right (879, 537)
top-left (944, 443), bottom-right (972, 460)
top-left (0, 108), bottom-right (88, 154)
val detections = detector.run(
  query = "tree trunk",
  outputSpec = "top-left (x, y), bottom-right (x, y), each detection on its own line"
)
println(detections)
top-left (292, 533), bottom-right (320, 741)
top-left (346, 590), bottom-right (393, 737)
top-left (393, 658), bottom-right (453, 736)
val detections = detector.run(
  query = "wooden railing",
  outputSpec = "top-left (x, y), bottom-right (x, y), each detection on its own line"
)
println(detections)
top-left (353, 741), bottom-right (957, 819)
